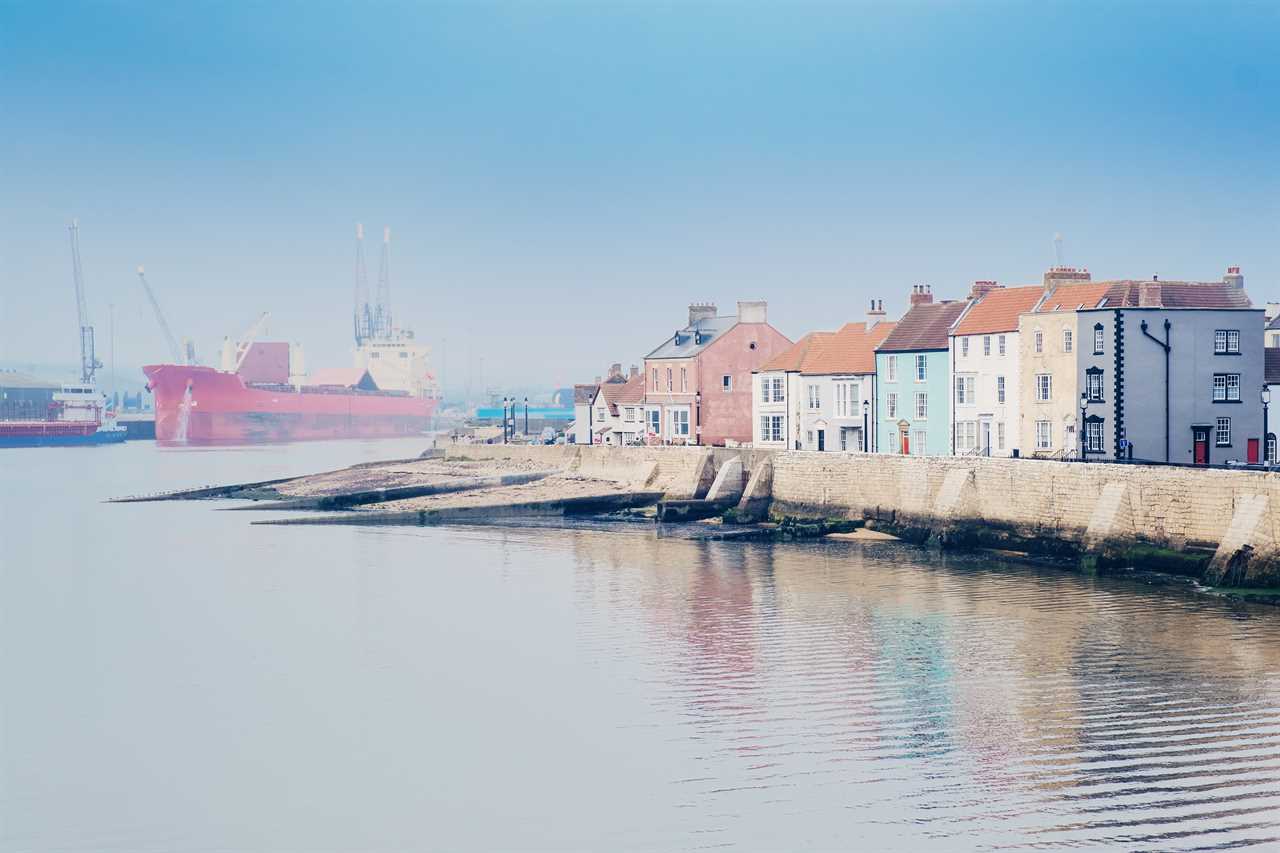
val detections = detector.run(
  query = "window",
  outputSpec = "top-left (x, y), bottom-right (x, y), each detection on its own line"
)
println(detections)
top-left (886, 355), bottom-right (897, 382)
top-left (806, 430), bottom-right (814, 446)
top-left (1036, 373), bottom-right (1052, 402)
top-left (983, 336), bottom-right (991, 356)
top-left (1086, 370), bottom-right (1105, 402)
top-left (399, 351), bottom-right (408, 358)
top-left (1035, 420), bottom-right (1052, 450)
top-left (1269, 435), bottom-right (1276, 464)
top-left (912, 430), bottom-right (927, 456)
top-left (1034, 330), bottom-right (1044, 354)
top-left (597, 407), bottom-right (606, 422)
top-left (680, 367), bottom-right (687, 392)
top-left (998, 335), bottom-right (1006, 356)
top-left (915, 392), bottom-right (928, 419)
top-left (1063, 329), bottom-right (1073, 353)
top-left (652, 368), bottom-right (658, 390)
top-left (887, 392), bottom-right (898, 419)
top-left (956, 420), bottom-right (978, 452)
top-left (996, 375), bottom-right (1006, 404)
top-left (671, 409), bottom-right (690, 436)
top-left (961, 337), bottom-right (969, 357)
top-left (722, 374), bottom-right (732, 392)
top-left (915, 354), bottom-right (927, 381)
top-left (835, 381), bottom-right (860, 417)
top-left (647, 408), bottom-right (660, 434)
top-left (807, 384), bottom-right (821, 410)
top-left (1213, 373), bottom-right (1241, 402)
top-left (1094, 324), bottom-right (1105, 354)
top-left (997, 421), bottom-right (1006, 450)
top-left (1085, 419), bottom-right (1105, 453)
top-left (666, 368), bottom-right (672, 392)
top-left (760, 376), bottom-right (784, 403)
top-left (955, 375), bottom-right (975, 405)
top-left (1215, 329), bottom-right (1241, 354)
top-left (1216, 417), bottom-right (1232, 447)
top-left (624, 407), bottom-right (636, 421)
top-left (760, 414), bottom-right (784, 443)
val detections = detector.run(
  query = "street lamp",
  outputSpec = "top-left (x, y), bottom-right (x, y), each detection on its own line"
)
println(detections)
top-left (1263, 386), bottom-right (1271, 464)
top-left (1079, 391), bottom-right (1088, 461)
top-left (694, 391), bottom-right (702, 445)
top-left (862, 399), bottom-right (870, 452)
top-left (501, 397), bottom-right (508, 444)
top-left (524, 396), bottom-right (529, 437)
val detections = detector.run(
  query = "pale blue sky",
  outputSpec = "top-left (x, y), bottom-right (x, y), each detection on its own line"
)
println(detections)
top-left (2, 1), bottom-right (1277, 393)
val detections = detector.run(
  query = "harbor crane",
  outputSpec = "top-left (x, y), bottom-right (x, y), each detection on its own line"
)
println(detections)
top-left (136, 265), bottom-right (196, 364)
top-left (68, 219), bottom-right (102, 384)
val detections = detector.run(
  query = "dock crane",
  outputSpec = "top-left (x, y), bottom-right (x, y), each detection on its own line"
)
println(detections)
top-left (68, 219), bottom-right (102, 384)
top-left (136, 265), bottom-right (196, 364)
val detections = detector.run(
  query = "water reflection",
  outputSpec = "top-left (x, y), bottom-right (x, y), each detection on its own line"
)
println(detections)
top-left (568, 533), bottom-right (1280, 850)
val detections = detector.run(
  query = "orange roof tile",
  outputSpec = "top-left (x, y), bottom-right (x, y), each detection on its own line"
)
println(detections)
top-left (758, 323), bottom-right (896, 375)
top-left (596, 375), bottom-right (645, 414)
top-left (952, 286), bottom-right (1044, 335)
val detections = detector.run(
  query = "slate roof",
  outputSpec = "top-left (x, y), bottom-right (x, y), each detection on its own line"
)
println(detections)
top-left (953, 286), bottom-right (1044, 335)
top-left (645, 315), bottom-right (739, 359)
top-left (1267, 348), bottom-right (1280, 386)
top-left (876, 301), bottom-right (969, 353)
top-left (573, 384), bottom-right (599, 405)
top-left (1268, 315), bottom-right (1280, 331)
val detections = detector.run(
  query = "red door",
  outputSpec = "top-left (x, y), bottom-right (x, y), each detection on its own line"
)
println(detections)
top-left (901, 432), bottom-right (910, 455)
top-left (1193, 428), bottom-right (1209, 465)
top-left (1248, 438), bottom-right (1260, 464)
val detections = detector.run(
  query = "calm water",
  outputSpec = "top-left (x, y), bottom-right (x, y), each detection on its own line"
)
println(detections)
top-left (4, 440), bottom-right (1280, 851)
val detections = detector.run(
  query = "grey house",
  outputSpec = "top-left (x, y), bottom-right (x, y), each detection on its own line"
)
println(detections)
top-left (1076, 275), bottom-right (1263, 465)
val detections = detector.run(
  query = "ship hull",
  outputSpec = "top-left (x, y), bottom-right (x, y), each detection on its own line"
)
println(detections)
top-left (0, 422), bottom-right (128, 448)
top-left (143, 364), bottom-right (435, 444)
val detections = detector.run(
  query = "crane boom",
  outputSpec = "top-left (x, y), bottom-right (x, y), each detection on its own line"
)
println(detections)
top-left (233, 312), bottom-right (271, 373)
top-left (68, 219), bottom-right (101, 383)
top-left (136, 265), bottom-right (184, 363)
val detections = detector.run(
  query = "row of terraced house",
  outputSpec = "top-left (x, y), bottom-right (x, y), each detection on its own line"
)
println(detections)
top-left (573, 266), bottom-right (1279, 465)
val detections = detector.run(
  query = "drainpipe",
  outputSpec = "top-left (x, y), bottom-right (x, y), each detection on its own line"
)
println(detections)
top-left (1139, 317), bottom-right (1172, 462)
top-left (1113, 310), bottom-right (1125, 459)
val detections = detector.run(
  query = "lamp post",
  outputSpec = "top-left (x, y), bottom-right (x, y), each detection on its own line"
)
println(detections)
top-left (862, 399), bottom-right (870, 453)
top-left (501, 397), bottom-right (508, 444)
top-left (694, 391), bottom-right (702, 445)
top-left (1079, 392), bottom-right (1088, 461)
top-left (523, 396), bottom-right (529, 437)
top-left (1263, 386), bottom-right (1271, 464)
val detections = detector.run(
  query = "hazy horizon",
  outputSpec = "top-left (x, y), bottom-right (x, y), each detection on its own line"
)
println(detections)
top-left (3, 2), bottom-right (1277, 391)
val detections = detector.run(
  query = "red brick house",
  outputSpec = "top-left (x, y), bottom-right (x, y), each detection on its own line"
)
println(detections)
top-left (643, 301), bottom-right (792, 446)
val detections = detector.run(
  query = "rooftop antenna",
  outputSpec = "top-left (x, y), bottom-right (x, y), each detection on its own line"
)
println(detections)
top-left (1053, 232), bottom-right (1065, 267)
top-left (354, 223), bottom-right (371, 346)
top-left (375, 225), bottom-right (392, 339)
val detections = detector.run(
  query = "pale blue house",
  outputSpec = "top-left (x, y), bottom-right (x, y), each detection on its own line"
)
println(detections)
top-left (875, 288), bottom-right (970, 455)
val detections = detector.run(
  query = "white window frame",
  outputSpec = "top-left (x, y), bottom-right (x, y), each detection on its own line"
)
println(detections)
top-left (886, 392), bottom-right (898, 419)
top-left (915, 354), bottom-right (927, 382)
top-left (1034, 330), bottom-right (1043, 354)
top-left (998, 335), bottom-right (1006, 356)
top-left (961, 337), bottom-right (969, 357)
top-left (983, 336), bottom-right (991, 356)
top-left (1036, 373), bottom-right (1052, 402)
top-left (1035, 420), bottom-right (1052, 450)
top-left (1214, 373), bottom-right (1241, 402)
top-left (760, 414), bottom-right (784, 443)
top-left (1216, 417), bottom-right (1232, 447)
top-left (646, 407), bottom-right (660, 435)
top-left (722, 374), bottom-right (732, 392)
top-left (1215, 329), bottom-right (1241, 355)
top-left (955, 375), bottom-right (975, 406)
top-left (1087, 371), bottom-right (1104, 402)
top-left (996, 375), bottom-right (1006, 404)
top-left (886, 355), bottom-right (897, 383)
top-left (1094, 327), bottom-right (1105, 354)
top-left (1063, 328), bottom-right (1073, 353)
top-left (671, 408), bottom-right (690, 437)
top-left (955, 420), bottom-right (978, 452)
top-left (1085, 419), bottom-right (1105, 453)
top-left (807, 384), bottom-right (821, 410)
top-left (996, 421), bottom-right (1006, 451)
top-left (914, 392), bottom-right (928, 420)
top-left (912, 429), bottom-right (927, 456)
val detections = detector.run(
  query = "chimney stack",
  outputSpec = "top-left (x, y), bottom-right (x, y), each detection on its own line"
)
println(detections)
top-left (1139, 281), bottom-right (1162, 307)
top-left (866, 298), bottom-right (886, 327)
top-left (688, 303), bottom-right (717, 326)
top-left (1042, 266), bottom-right (1091, 292)
top-left (607, 363), bottom-right (623, 382)
top-left (1224, 266), bottom-right (1244, 289)
top-left (908, 284), bottom-right (934, 306)
top-left (736, 300), bottom-right (768, 324)
top-left (970, 280), bottom-right (1000, 299)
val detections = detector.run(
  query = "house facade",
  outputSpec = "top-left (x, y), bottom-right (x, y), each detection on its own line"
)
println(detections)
top-left (752, 304), bottom-right (894, 452)
top-left (644, 301), bottom-right (792, 446)
top-left (588, 372), bottom-right (646, 445)
top-left (949, 281), bottom-right (1046, 456)
top-left (874, 287), bottom-right (969, 456)
top-left (1020, 270), bottom-right (1263, 464)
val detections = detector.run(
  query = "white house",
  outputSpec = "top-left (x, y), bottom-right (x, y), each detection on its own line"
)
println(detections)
top-left (752, 306), bottom-right (895, 452)
top-left (948, 281), bottom-right (1046, 456)
top-left (588, 373), bottom-right (646, 445)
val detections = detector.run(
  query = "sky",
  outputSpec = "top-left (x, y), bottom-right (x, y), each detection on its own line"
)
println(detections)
top-left (2, 1), bottom-right (1278, 396)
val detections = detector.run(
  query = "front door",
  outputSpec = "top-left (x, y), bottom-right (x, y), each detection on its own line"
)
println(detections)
top-left (1248, 438), bottom-right (1260, 464)
top-left (817, 430), bottom-right (825, 452)
top-left (1193, 428), bottom-right (1210, 465)
top-left (980, 420), bottom-right (991, 455)
top-left (901, 431), bottom-right (910, 455)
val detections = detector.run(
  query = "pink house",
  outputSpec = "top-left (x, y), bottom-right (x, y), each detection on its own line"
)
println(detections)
top-left (643, 301), bottom-right (792, 446)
